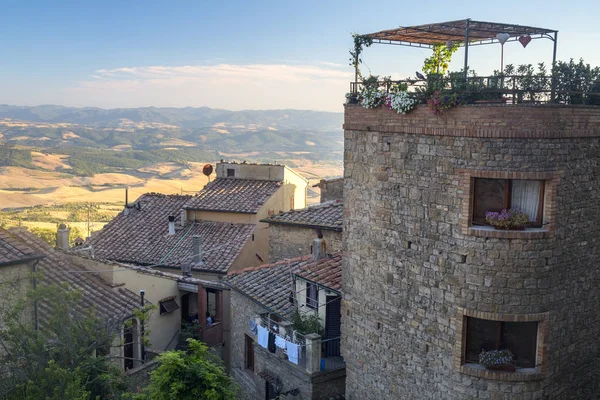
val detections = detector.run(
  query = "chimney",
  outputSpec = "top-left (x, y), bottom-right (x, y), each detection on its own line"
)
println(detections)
top-left (192, 235), bottom-right (203, 264)
top-left (311, 232), bottom-right (326, 261)
top-left (56, 223), bottom-right (70, 251)
top-left (168, 216), bottom-right (175, 235)
top-left (180, 209), bottom-right (187, 226)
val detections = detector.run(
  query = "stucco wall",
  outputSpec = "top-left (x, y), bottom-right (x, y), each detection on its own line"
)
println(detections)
top-left (267, 224), bottom-right (342, 262)
top-left (294, 277), bottom-right (339, 326)
top-left (117, 268), bottom-right (182, 352)
top-left (342, 104), bottom-right (600, 399)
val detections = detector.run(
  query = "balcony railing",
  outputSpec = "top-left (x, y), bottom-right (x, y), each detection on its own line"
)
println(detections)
top-left (202, 321), bottom-right (223, 346)
top-left (349, 75), bottom-right (600, 106)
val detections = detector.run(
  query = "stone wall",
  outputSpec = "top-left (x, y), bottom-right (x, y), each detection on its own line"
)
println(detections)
top-left (268, 225), bottom-right (342, 262)
top-left (229, 291), bottom-right (345, 399)
top-left (314, 178), bottom-right (344, 203)
top-left (342, 104), bottom-right (600, 399)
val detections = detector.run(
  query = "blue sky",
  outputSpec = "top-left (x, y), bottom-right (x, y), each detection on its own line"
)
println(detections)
top-left (1, 0), bottom-right (598, 112)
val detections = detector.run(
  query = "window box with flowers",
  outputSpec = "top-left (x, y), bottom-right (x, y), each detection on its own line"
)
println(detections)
top-left (459, 171), bottom-right (560, 239)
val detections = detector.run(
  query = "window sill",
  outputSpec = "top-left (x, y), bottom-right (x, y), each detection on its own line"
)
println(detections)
top-left (468, 225), bottom-right (549, 239)
top-left (460, 363), bottom-right (544, 382)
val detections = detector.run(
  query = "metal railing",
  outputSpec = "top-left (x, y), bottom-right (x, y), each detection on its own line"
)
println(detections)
top-left (349, 75), bottom-right (600, 106)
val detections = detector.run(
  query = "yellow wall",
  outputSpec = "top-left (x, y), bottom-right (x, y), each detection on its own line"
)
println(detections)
top-left (186, 210), bottom-right (255, 224)
top-left (116, 268), bottom-right (182, 352)
top-left (283, 166), bottom-right (308, 210)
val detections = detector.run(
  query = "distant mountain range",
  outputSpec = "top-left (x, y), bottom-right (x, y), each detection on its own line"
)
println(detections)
top-left (0, 105), bottom-right (343, 132)
top-left (0, 105), bottom-right (344, 176)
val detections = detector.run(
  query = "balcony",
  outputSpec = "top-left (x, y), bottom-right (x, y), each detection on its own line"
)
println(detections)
top-left (347, 18), bottom-right (600, 137)
top-left (202, 321), bottom-right (223, 346)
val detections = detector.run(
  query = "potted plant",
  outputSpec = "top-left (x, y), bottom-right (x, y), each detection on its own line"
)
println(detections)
top-left (485, 209), bottom-right (529, 230)
top-left (479, 349), bottom-right (516, 372)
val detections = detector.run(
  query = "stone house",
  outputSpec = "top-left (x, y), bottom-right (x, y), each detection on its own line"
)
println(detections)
top-left (0, 227), bottom-right (143, 370)
top-left (222, 242), bottom-right (345, 400)
top-left (342, 20), bottom-right (600, 400)
top-left (261, 200), bottom-right (343, 261)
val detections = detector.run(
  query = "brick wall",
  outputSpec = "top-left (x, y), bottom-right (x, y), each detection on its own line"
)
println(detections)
top-left (342, 104), bottom-right (600, 399)
top-left (268, 225), bottom-right (342, 262)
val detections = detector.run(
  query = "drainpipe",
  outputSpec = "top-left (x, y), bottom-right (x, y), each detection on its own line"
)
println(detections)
top-left (32, 259), bottom-right (40, 331)
top-left (140, 289), bottom-right (146, 363)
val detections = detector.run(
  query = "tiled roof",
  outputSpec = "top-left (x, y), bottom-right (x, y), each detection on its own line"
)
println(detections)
top-left (90, 193), bottom-right (255, 273)
top-left (0, 228), bottom-right (41, 265)
top-left (7, 228), bottom-right (141, 322)
top-left (222, 255), bottom-right (312, 317)
top-left (295, 252), bottom-right (342, 292)
top-left (261, 200), bottom-right (343, 231)
top-left (184, 179), bottom-right (282, 213)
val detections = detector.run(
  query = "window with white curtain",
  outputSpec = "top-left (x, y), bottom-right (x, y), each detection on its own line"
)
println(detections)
top-left (473, 178), bottom-right (545, 226)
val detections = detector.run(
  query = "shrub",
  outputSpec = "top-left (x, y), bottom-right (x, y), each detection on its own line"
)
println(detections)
top-left (479, 349), bottom-right (514, 367)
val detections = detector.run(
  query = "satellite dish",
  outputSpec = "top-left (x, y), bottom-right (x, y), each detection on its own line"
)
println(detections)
top-left (202, 164), bottom-right (213, 177)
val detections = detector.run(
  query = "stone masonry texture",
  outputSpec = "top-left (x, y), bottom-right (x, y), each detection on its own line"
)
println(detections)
top-left (229, 291), bottom-right (345, 399)
top-left (341, 104), bottom-right (600, 399)
top-left (268, 224), bottom-right (342, 261)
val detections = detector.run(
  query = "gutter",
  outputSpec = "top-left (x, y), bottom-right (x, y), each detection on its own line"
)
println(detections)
top-left (258, 220), bottom-right (342, 232)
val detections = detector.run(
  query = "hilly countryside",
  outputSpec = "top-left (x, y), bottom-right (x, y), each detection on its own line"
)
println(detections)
top-left (0, 104), bottom-right (343, 235)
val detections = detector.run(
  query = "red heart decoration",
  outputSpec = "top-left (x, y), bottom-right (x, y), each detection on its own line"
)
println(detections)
top-left (519, 35), bottom-right (532, 48)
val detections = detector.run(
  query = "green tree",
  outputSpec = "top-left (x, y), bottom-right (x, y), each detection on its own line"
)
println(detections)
top-left (132, 339), bottom-right (236, 400)
top-left (422, 42), bottom-right (460, 76)
top-left (0, 284), bottom-right (151, 400)
top-left (29, 227), bottom-right (56, 247)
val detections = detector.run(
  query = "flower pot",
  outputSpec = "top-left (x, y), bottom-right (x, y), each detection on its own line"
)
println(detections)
top-left (485, 363), bottom-right (516, 372)
top-left (491, 225), bottom-right (526, 230)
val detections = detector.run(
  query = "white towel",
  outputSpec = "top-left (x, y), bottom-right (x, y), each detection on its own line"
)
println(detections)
top-left (286, 341), bottom-right (299, 365)
top-left (275, 335), bottom-right (286, 349)
top-left (257, 325), bottom-right (269, 349)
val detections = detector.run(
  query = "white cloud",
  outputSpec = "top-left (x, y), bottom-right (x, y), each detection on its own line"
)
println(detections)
top-left (63, 63), bottom-right (352, 112)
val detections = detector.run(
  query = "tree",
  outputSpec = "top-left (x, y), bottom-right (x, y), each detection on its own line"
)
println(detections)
top-left (131, 339), bottom-right (236, 400)
top-left (0, 283), bottom-right (151, 400)
top-left (422, 42), bottom-right (460, 76)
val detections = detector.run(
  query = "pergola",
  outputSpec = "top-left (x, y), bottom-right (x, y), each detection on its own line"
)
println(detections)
top-left (360, 19), bottom-right (558, 80)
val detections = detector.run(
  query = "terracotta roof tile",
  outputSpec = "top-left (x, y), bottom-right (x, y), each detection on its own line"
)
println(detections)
top-left (184, 179), bottom-right (282, 213)
top-left (261, 201), bottom-right (343, 231)
top-left (6, 228), bottom-right (141, 323)
top-left (295, 251), bottom-right (342, 292)
top-left (222, 255), bottom-right (312, 317)
top-left (0, 228), bottom-right (40, 265)
top-left (89, 193), bottom-right (255, 273)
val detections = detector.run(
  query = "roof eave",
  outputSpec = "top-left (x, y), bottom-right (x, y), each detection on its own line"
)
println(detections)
top-left (259, 219), bottom-right (342, 232)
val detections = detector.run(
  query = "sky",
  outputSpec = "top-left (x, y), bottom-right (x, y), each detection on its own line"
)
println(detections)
top-left (1, 0), bottom-right (599, 112)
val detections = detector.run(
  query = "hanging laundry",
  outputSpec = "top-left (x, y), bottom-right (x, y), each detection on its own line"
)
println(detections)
top-left (275, 335), bottom-right (286, 349)
top-left (268, 331), bottom-right (276, 353)
top-left (257, 325), bottom-right (268, 349)
top-left (286, 341), bottom-right (299, 365)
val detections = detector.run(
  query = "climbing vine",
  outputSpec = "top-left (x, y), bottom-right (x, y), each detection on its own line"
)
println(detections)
top-left (422, 42), bottom-right (460, 76)
top-left (349, 34), bottom-right (373, 80)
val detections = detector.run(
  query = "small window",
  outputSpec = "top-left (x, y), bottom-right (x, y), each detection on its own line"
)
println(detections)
top-left (473, 178), bottom-right (544, 226)
top-left (245, 334), bottom-right (255, 371)
top-left (207, 289), bottom-right (218, 322)
top-left (465, 317), bottom-right (538, 368)
top-left (159, 297), bottom-right (180, 315)
top-left (306, 282), bottom-right (318, 309)
top-left (227, 168), bottom-right (235, 177)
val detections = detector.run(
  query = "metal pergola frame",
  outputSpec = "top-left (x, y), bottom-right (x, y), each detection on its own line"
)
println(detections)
top-left (357, 18), bottom-right (558, 95)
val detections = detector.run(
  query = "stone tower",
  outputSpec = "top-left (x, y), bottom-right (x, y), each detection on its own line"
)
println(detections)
top-left (341, 104), bottom-right (600, 399)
